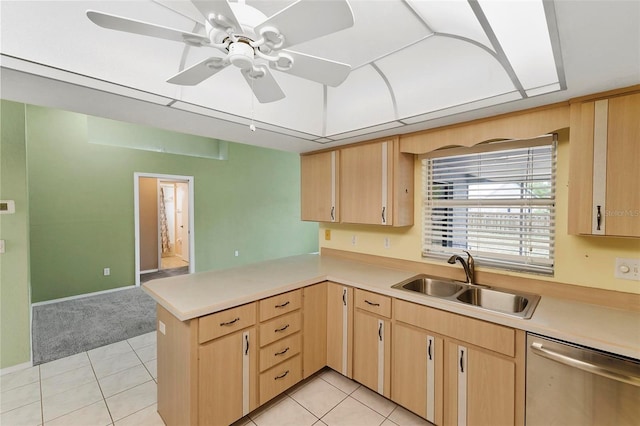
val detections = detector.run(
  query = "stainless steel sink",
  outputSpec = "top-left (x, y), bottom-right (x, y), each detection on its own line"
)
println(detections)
top-left (456, 287), bottom-right (531, 314)
top-left (393, 275), bottom-right (465, 297)
top-left (392, 274), bottom-right (540, 319)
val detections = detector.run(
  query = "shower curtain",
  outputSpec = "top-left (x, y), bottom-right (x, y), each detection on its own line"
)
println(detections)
top-left (159, 187), bottom-right (171, 254)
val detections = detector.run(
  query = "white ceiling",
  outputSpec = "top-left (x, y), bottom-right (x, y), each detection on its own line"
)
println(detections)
top-left (1, 0), bottom-right (639, 153)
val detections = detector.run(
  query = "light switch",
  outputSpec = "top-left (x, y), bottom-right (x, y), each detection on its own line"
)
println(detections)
top-left (0, 240), bottom-right (5, 254)
top-left (615, 258), bottom-right (640, 281)
top-left (159, 320), bottom-right (166, 335)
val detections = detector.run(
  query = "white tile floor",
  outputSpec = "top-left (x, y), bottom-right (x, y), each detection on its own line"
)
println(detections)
top-left (0, 333), bottom-right (431, 426)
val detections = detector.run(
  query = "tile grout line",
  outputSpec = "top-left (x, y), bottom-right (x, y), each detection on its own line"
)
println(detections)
top-left (38, 365), bottom-right (44, 426)
top-left (87, 349), bottom-right (116, 426)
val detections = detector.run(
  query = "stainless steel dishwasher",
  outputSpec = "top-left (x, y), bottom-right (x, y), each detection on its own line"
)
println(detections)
top-left (526, 333), bottom-right (640, 426)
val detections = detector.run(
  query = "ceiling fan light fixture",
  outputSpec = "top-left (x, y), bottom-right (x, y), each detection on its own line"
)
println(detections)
top-left (228, 42), bottom-right (254, 70)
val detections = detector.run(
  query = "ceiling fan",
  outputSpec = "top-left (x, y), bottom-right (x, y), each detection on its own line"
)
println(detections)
top-left (87, 0), bottom-right (355, 103)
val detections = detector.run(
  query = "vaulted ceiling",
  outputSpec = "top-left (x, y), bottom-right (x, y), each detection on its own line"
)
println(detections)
top-left (1, 1), bottom-right (639, 153)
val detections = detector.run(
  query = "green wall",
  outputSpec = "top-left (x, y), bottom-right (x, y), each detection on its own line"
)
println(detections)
top-left (26, 105), bottom-right (318, 303)
top-left (0, 101), bottom-right (32, 368)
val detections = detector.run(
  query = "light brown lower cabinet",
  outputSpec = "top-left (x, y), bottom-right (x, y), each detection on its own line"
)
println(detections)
top-left (391, 323), bottom-right (444, 425)
top-left (443, 342), bottom-right (516, 426)
top-left (352, 309), bottom-right (391, 397)
top-left (157, 284), bottom-right (525, 426)
top-left (326, 282), bottom-right (353, 377)
top-left (199, 328), bottom-right (258, 426)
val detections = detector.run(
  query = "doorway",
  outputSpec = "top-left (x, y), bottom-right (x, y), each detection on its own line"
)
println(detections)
top-left (134, 173), bottom-right (194, 286)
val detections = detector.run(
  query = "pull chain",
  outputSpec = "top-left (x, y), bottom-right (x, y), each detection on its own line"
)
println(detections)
top-left (249, 70), bottom-right (256, 132)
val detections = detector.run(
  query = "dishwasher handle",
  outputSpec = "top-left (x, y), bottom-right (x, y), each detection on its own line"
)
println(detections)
top-left (530, 342), bottom-right (640, 387)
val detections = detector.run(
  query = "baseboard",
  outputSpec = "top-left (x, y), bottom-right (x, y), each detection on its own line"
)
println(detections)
top-left (1, 361), bottom-right (33, 376)
top-left (32, 285), bottom-right (136, 307)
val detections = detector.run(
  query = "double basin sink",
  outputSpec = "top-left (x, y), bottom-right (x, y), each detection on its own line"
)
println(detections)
top-left (392, 275), bottom-right (540, 319)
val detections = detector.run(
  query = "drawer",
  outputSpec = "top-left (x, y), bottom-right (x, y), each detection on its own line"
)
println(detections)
top-left (259, 310), bottom-right (301, 347)
top-left (259, 332), bottom-right (301, 372)
top-left (259, 289), bottom-right (302, 321)
top-left (394, 299), bottom-right (515, 357)
top-left (259, 355), bottom-right (302, 405)
top-left (198, 302), bottom-right (257, 344)
top-left (355, 289), bottom-right (391, 318)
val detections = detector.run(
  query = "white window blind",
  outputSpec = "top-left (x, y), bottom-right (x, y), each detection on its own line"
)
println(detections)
top-left (422, 135), bottom-right (556, 275)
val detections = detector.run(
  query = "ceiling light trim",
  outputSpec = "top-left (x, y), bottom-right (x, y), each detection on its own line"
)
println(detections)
top-left (401, 0), bottom-right (435, 33)
top-left (467, 0), bottom-right (526, 98)
top-left (370, 63), bottom-right (399, 120)
top-left (352, 33), bottom-right (435, 71)
top-left (542, 0), bottom-right (567, 91)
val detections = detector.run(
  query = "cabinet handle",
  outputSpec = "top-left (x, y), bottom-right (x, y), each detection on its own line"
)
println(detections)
top-left (382, 206), bottom-right (386, 223)
top-left (342, 289), bottom-right (347, 306)
top-left (331, 206), bottom-right (335, 221)
top-left (220, 317), bottom-right (240, 326)
top-left (244, 334), bottom-right (249, 355)
top-left (275, 347), bottom-right (290, 356)
top-left (460, 349), bottom-right (465, 373)
top-left (365, 300), bottom-right (380, 307)
top-left (378, 322), bottom-right (383, 341)
top-left (275, 301), bottom-right (290, 308)
top-left (428, 339), bottom-right (432, 361)
top-left (596, 205), bottom-right (602, 230)
top-left (275, 324), bottom-right (290, 333)
top-left (274, 370), bottom-right (290, 380)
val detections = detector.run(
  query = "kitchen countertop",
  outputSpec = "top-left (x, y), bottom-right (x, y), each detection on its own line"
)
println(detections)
top-left (143, 253), bottom-right (640, 360)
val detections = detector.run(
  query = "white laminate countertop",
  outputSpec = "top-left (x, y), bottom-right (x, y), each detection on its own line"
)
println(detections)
top-left (142, 253), bottom-right (640, 359)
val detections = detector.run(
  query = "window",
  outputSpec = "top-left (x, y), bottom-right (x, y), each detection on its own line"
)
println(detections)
top-left (422, 135), bottom-right (556, 274)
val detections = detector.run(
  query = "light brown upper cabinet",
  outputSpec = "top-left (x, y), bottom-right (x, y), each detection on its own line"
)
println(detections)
top-left (301, 150), bottom-right (339, 222)
top-left (340, 138), bottom-right (414, 226)
top-left (569, 88), bottom-right (640, 237)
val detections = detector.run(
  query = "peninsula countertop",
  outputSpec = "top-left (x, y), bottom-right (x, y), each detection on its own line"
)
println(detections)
top-left (142, 253), bottom-right (640, 359)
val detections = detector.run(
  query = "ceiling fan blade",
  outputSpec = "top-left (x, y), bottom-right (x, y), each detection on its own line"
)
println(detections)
top-left (242, 67), bottom-right (285, 103)
top-left (86, 10), bottom-right (209, 46)
top-left (192, 0), bottom-right (242, 32)
top-left (255, 0), bottom-right (354, 49)
top-left (274, 51), bottom-right (351, 87)
top-left (167, 57), bottom-right (229, 85)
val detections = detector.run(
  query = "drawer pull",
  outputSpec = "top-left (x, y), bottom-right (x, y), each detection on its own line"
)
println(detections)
top-left (275, 347), bottom-right (290, 356)
top-left (220, 317), bottom-right (240, 326)
top-left (275, 324), bottom-right (290, 333)
top-left (275, 301), bottom-right (290, 308)
top-left (365, 300), bottom-right (380, 307)
top-left (274, 370), bottom-right (290, 380)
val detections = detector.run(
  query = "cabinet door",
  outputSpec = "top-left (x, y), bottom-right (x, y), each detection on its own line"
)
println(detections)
top-left (341, 141), bottom-right (393, 225)
top-left (301, 150), bottom-right (339, 222)
top-left (392, 323), bottom-right (443, 424)
top-left (353, 310), bottom-right (390, 397)
top-left (603, 93), bottom-right (640, 236)
top-left (444, 342), bottom-right (515, 426)
top-left (569, 91), bottom-right (640, 237)
top-left (326, 283), bottom-right (353, 377)
top-left (199, 328), bottom-right (257, 426)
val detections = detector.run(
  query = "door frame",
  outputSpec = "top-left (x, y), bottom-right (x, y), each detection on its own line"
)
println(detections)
top-left (134, 172), bottom-right (195, 287)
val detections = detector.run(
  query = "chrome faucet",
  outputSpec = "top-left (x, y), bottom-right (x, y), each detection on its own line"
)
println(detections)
top-left (447, 251), bottom-right (475, 284)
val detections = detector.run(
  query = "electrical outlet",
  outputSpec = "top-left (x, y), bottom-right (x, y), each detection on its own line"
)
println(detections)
top-left (324, 229), bottom-right (331, 240)
top-left (615, 258), bottom-right (640, 281)
top-left (159, 320), bottom-right (166, 335)
top-left (384, 237), bottom-right (391, 249)
top-left (0, 239), bottom-right (5, 254)
top-left (234, 250), bottom-right (239, 257)
top-left (103, 267), bottom-right (110, 276)
top-left (351, 235), bottom-right (357, 246)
